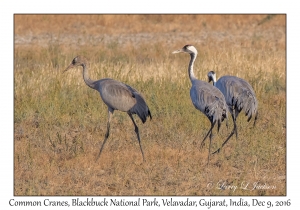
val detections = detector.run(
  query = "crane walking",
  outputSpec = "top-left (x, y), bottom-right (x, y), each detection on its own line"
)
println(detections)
top-left (173, 45), bottom-right (231, 164)
top-left (207, 71), bottom-right (258, 154)
top-left (64, 56), bottom-right (152, 161)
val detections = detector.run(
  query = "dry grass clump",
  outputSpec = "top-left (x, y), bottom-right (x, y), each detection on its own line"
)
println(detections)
top-left (14, 14), bottom-right (285, 195)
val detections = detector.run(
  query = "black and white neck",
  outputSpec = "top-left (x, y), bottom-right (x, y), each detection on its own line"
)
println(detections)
top-left (207, 71), bottom-right (217, 86)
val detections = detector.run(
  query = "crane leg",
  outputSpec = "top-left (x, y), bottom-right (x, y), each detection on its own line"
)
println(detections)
top-left (253, 111), bottom-right (258, 127)
top-left (231, 110), bottom-right (238, 139)
top-left (207, 121), bottom-right (216, 165)
top-left (232, 114), bottom-right (238, 140)
top-left (234, 121), bottom-right (238, 139)
top-left (200, 123), bottom-right (214, 149)
top-left (128, 113), bottom-right (145, 162)
top-left (226, 118), bottom-right (229, 131)
top-left (96, 108), bottom-right (113, 161)
top-left (212, 117), bottom-right (236, 154)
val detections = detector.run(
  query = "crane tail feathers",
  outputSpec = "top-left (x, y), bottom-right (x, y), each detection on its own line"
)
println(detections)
top-left (253, 111), bottom-right (258, 126)
top-left (247, 113), bottom-right (252, 122)
top-left (148, 110), bottom-right (152, 120)
top-left (232, 88), bottom-right (258, 124)
top-left (129, 94), bottom-right (151, 124)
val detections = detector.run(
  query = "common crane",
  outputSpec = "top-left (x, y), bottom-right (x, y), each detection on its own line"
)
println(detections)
top-left (207, 70), bottom-right (258, 154)
top-left (64, 56), bottom-right (152, 161)
top-left (173, 45), bottom-right (231, 164)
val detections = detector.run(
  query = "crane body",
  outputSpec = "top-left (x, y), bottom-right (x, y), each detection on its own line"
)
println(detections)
top-left (64, 56), bottom-right (152, 161)
top-left (173, 45), bottom-right (231, 164)
top-left (207, 71), bottom-right (258, 154)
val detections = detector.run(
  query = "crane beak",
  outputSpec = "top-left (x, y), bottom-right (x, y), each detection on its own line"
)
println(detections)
top-left (63, 63), bottom-right (75, 73)
top-left (172, 49), bottom-right (183, 54)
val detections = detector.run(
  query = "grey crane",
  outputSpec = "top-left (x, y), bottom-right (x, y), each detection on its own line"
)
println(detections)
top-left (64, 56), bottom-right (152, 161)
top-left (173, 45), bottom-right (231, 164)
top-left (207, 71), bottom-right (258, 154)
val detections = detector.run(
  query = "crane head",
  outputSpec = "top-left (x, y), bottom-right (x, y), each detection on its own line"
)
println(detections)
top-left (63, 56), bottom-right (87, 73)
top-left (172, 45), bottom-right (198, 55)
top-left (207, 71), bottom-right (217, 84)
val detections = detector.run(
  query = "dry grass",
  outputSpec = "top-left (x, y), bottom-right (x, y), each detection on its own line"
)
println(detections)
top-left (14, 14), bottom-right (286, 195)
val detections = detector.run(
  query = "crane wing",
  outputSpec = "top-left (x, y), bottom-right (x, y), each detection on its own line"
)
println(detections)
top-left (98, 79), bottom-right (137, 112)
top-left (190, 81), bottom-right (227, 125)
top-left (216, 76), bottom-right (258, 121)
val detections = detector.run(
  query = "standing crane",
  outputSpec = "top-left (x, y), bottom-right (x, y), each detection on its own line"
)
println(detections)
top-left (173, 45), bottom-right (231, 164)
top-left (207, 71), bottom-right (258, 154)
top-left (64, 56), bottom-right (152, 161)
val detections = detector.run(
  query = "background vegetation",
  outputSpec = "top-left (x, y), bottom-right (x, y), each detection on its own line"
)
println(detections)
top-left (14, 14), bottom-right (286, 195)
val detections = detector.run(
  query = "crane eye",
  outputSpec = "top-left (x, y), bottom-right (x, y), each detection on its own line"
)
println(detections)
top-left (72, 58), bottom-right (77, 64)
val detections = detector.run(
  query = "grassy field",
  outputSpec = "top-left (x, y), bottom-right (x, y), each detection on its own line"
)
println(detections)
top-left (14, 14), bottom-right (286, 195)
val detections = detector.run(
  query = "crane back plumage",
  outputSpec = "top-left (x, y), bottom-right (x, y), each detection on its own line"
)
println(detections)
top-left (95, 78), bottom-right (152, 123)
top-left (190, 80), bottom-right (228, 131)
top-left (209, 72), bottom-right (258, 123)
